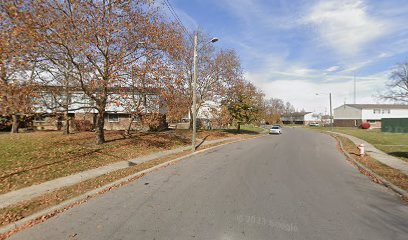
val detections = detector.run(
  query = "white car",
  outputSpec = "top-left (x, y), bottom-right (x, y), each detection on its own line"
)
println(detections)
top-left (309, 122), bottom-right (320, 127)
top-left (269, 126), bottom-right (282, 134)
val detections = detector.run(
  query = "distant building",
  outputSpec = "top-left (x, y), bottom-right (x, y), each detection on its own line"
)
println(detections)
top-left (320, 115), bottom-right (332, 126)
top-left (333, 104), bottom-right (408, 128)
top-left (281, 112), bottom-right (321, 125)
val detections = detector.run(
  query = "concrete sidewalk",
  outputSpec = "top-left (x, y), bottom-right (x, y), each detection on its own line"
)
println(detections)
top-left (330, 131), bottom-right (408, 176)
top-left (0, 136), bottom-right (239, 209)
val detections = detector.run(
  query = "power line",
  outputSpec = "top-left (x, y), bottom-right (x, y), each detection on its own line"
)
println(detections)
top-left (162, 0), bottom-right (194, 43)
top-left (163, 0), bottom-right (189, 33)
top-left (163, 0), bottom-right (192, 39)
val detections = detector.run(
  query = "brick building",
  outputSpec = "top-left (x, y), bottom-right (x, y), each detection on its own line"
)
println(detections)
top-left (333, 104), bottom-right (408, 128)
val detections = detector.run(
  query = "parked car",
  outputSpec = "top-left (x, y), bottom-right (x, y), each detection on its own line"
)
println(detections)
top-left (309, 122), bottom-right (320, 127)
top-left (269, 126), bottom-right (282, 134)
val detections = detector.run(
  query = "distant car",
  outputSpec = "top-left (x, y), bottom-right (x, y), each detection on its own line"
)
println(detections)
top-left (309, 122), bottom-right (320, 127)
top-left (269, 126), bottom-right (282, 134)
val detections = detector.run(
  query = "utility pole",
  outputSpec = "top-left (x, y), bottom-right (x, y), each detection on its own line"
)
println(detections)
top-left (329, 92), bottom-right (333, 129)
top-left (190, 34), bottom-right (218, 152)
top-left (191, 33), bottom-right (198, 152)
top-left (315, 92), bottom-right (333, 128)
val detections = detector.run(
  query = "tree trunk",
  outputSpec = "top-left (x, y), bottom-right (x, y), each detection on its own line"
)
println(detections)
top-left (237, 122), bottom-right (241, 133)
top-left (125, 115), bottom-right (134, 137)
top-left (95, 110), bottom-right (105, 144)
top-left (11, 114), bottom-right (19, 134)
top-left (63, 111), bottom-right (70, 135)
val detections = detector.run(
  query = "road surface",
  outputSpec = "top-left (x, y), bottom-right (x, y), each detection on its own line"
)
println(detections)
top-left (9, 128), bottom-right (408, 240)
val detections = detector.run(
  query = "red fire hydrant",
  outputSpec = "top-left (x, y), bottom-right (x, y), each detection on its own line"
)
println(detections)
top-left (357, 144), bottom-right (365, 156)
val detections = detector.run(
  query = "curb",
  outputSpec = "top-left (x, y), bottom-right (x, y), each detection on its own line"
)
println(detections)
top-left (0, 136), bottom-right (241, 210)
top-left (331, 134), bottom-right (408, 201)
top-left (0, 134), bottom-right (266, 239)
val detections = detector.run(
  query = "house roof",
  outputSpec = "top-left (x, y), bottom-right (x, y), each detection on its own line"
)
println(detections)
top-left (344, 104), bottom-right (408, 109)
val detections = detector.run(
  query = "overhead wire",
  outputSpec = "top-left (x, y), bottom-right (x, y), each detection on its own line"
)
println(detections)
top-left (162, 0), bottom-right (194, 43)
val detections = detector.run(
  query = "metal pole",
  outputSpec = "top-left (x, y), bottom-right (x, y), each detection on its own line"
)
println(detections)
top-left (329, 92), bottom-right (333, 129)
top-left (353, 73), bottom-right (356, 104)
top-left (192, 33), bottom-right (198, 151)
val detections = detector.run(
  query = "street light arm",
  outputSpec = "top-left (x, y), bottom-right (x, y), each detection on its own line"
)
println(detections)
top-left (197, 38), bottom-right (220, 52)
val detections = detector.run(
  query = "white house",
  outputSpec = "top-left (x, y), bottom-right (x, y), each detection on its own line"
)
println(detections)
top-left (32, 87), bottom-right (165, 131)
top-left (176, 101), bottom-right (221, 129)
top-left (333, 104), bottom-right (408, 128)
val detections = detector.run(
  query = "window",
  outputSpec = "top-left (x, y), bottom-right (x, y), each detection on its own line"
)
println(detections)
top-left (382, 109), bottom-right (391, 114)
top-left (34, 115), bottom-right (46, 122)
top-left (132, 116), bottom-right (141, 122)
top-left (108, 114), bottom-right (119, 122)
top-left (373, 109), bottom-right (381, 114)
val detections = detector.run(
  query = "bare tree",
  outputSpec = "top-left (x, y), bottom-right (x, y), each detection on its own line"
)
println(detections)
top-left (382, 61), bottom-right (408, 103)
top-left (264, 98), bottom-right (286, 124)
top-left (176, 31), bottom-right (218, 127)
top-left (22, 0), bottom-right (182, 144)
top-left (167, 33), bottom-right (242, 128)
top-left (118, 55), bottom-right (168, 135)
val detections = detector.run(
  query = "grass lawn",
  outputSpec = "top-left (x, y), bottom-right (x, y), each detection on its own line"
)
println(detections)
top-left (223, 124), bottom-right (265, 134)
top-left (0, 129), bottom-right (240, 194)
top-left (311, 127), bottom-right (408, 163)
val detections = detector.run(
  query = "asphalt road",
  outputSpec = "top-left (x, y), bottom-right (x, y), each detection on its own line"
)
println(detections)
top-left (9, 128), bottom-right (408, 240)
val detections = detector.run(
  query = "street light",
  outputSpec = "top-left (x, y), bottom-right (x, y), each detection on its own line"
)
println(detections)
top-left (209, 37), bottom-right (219, 43)
top-left (315, 92), bottom-right (333, 129)
top-left (192, 33), bottom-right (219, 152)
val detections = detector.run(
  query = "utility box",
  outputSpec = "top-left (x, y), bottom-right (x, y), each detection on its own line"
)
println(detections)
top-left (381, 118), bottom-right (408, 133)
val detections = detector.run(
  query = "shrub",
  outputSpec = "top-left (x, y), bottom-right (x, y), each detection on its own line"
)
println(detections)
top-left (72, 119), bottom-right (93, 132)
top-left (360, 122), bottom-right (371, 129)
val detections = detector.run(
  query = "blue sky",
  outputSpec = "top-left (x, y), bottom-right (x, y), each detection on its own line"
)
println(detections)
top-left (162, 0), bottom-right (408, 113)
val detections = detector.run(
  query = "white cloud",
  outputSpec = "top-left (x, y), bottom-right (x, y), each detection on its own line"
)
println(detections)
top-left (251, 77), bottom-right (388, 113)
top-left (325, 65), bottom-right (341, 72)
top-left (302, 0), bottom-right (392, 56)
top-left (169, 0), bottom-right (404, 113)
top-left (217, 0), bottom-right (300, 30)
top-left (245, 63), bottom-right (389, 113)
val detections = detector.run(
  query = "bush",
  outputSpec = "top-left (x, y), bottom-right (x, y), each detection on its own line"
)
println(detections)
top-left (72, 119), bottom-right (93, 132)
top-left (360, 122), bottom-right (371, 129)
top-left (0, 117), bottom-right (12, 131)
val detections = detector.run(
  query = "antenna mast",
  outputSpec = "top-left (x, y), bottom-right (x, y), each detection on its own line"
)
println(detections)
top-left (353, 73), bottom-right (356, 104)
